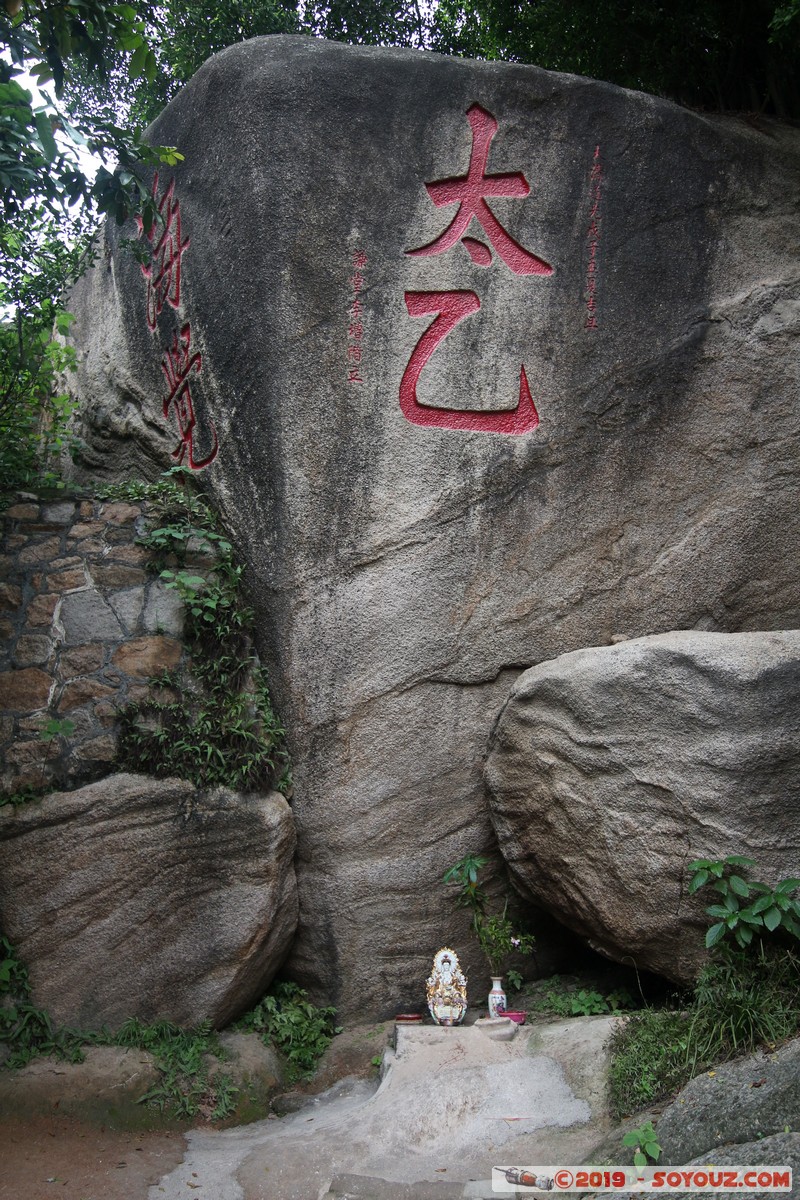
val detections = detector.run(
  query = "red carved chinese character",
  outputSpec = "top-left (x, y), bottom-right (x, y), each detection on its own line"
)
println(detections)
top-left (352, 251), bottom-right (368, 268)
top-left (347, 345), bottom-right (363, 363)
top-left (400, 291), bottom-right (539, 434)
top-left (348, 367), bottom-right (363, 384)
top-left (137, 173), bottom-right (191, 332)
top-left (406, 104), bottom-right (552, 277)
top-left (161, 323), bottom-right (218, 468)
top-left (351, 271), bottom-right (364, 292)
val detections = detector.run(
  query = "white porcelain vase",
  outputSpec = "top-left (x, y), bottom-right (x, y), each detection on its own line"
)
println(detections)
top-left (488, 976), bottom-right (507, 1017)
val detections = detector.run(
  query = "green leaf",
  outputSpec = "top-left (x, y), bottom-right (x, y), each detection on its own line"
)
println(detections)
top-left (763, 906), bottom-right (782, 932)
top-left (725, 855), bottom-right (756, 868)
top-left (776, 878), bottom-right (800, 894)
top-left (705, 922), bottom-right (726, 948)
top-left (688, 870), bottom-right (710, 892)
top-left (128, 43), bottom-right (147, 81)
top-left (54, 310), bottom-right (75, 334)
top-left (728, 874), bottom-right (750, 898)
top-left (34, 111), bottom-right (58, 162)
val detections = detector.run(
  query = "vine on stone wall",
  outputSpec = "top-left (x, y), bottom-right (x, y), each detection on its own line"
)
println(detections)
top-left (103, 469), bottom-right (291, 795)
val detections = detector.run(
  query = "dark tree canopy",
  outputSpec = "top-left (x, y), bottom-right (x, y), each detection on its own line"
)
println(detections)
top-left (431, 0), bottom-right (800, 118)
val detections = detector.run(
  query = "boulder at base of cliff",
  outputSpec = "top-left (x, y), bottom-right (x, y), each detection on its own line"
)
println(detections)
top-left (0, 773), bottom-right (298, 1029)
top-left (485, 630), bottom-right (800, 984)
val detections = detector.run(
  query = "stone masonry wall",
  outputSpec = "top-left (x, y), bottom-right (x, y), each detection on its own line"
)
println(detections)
top-left (0, 493), bottom-right (188, 796)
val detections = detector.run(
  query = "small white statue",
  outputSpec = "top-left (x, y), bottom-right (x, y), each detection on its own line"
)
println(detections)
top-left (426, 947), bottom-right (467, 1025)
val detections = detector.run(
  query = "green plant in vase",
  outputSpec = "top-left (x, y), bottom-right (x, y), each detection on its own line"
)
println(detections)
top-left (478, 905), bottom-right (535, 1015)
top-left (443, 856), bottom-right (535, 1016)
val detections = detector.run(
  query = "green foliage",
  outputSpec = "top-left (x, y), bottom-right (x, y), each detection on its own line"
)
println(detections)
top-left (0, 934), bottom-right (88, 1068)
top-left (688, 856), bottom-right (800, 951)
top-left (430, 0), bottom-right (800, 118)
top-left (115, 1017), bottom-right (238, 1120)
top-left (111, 470), bottom-right (290, 794)
top-left (234, 981), bottom-right (341, 1080)
top-left (0, 205), bottom-right (90, 492)
top-left (443, 853), bottom-right (489, 932)
top-left (1, 0), bottom-right (181, 221)
top-left (476, 906), bottom-right (535, 976)
top-left (608, 948), bottom-right (800, 1118)
top-left (1, 936), bottom-right (337, 1119)
top-left (40, 716), bottom-right (76, 742)
top-left (0, 936), bottom-right (239, 1119)
top-left (1, 0), bottom-right (186, 493)
top-left (686, 947), bottom-right (800, 1065)
top-left (125, 0), bottom-right (301, 124)
top-left (443, 854), bottom-right (535, 978)
top-left (0, 785), bottom-right (42, 808)
top-left (534, 981), bottom-right (634, 1018)
top-left (119, 669), bottom-right (286, 792)
top-left (607, 1006), bottom-right (694, 1117)
top-left (304, 0), bottom-right (428, 49)
top-left (622, 1120), bottom-right (661, 1167)
top-left (610, 856), bottom-right (800, 1118)
top-left (506, 968), bottom-right (523, 992)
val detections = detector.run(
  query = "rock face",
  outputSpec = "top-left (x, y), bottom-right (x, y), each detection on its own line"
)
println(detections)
top-left (656, 1038), bottom-right (800, 1164)
top-left (63, 37), bottom-right (800, 1012)
top-left (0, 774), bottom-right (298, 1029)
top-left (485, 630), bottom-right (800, 983)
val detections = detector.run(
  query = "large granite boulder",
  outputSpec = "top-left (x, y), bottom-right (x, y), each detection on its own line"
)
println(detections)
top-left (485, 630), bottom-right (800, 983)
top-left (0, 774), bottom-right (297, 1029)
top-left (63, 37), bottom-right (800, 1013)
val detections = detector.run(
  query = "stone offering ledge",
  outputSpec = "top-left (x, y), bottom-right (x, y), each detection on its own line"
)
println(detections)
top-left (0, 492), bottom-right (206, 796)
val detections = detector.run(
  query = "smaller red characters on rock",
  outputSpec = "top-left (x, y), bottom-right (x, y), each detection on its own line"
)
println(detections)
top-left (352, 251), bottom-right (368, 269)
top-left (161, 324), bottom-right (218, 468)
top-left (137, 173), bottom-right (191, 332)
top-left (347, 367), bottom-right (364, 384)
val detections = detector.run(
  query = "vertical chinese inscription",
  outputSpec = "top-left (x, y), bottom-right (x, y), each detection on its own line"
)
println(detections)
top-left (585, 145), bottom-right (602, 331)
top-left (346, 251), bottom-right (367, 384)
top-left (137, 172), bottom-right (218, 468)
top-left (400, 103), bottom-right (552, 434)
top-left (161, 324), bottom-right (218, 469)
top-left (137, 175), bottom-right (190, 331)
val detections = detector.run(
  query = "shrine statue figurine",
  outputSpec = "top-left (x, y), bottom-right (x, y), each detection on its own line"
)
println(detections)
top-left (426, 947), bottom-right (468, 1025)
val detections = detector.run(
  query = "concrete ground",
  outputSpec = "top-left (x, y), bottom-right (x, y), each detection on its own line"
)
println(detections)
top-left (150, 1016), bottom-right (616, 1200)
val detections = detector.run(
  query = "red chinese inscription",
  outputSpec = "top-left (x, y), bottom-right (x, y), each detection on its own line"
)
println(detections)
top-left (137, 173), bottom-right (190, 332)
top-left (406, 104), bottom-right (553, 277)
top-left (346, 251), bottom-right (368, 383)
top-left (585, 144), bottom-right (602, 330)
top-left (400, 104), bottom-right (551, 434)
top-left (161, 324), bottom-right (218, 469)
top-left (400, 291), bottom-right (539, 433)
